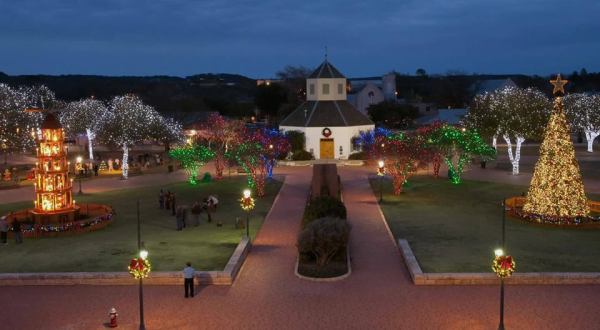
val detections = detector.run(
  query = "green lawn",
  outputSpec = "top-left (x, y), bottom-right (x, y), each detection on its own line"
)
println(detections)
top-left (0, 176), bottom-right (282, 272)
top-left (371, 176), bottom-right (600, 273)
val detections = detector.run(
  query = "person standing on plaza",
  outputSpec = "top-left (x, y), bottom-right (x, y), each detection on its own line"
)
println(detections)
top-left (183, 262), bottom-right (195, 298)
top-left (159, 189), bottom-right (165, 209)
top-left (13, 219), bottom-right (22, 244)
top-left (0, 215), bottom-right (8, 245)
top-left (171, 194), bottom-right (177, 216)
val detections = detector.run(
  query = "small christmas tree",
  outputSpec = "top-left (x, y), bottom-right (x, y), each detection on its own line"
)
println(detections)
top-left (98, 161), bottom-right (107, 172)
top-left (523, 75), bottom-right (589, 218)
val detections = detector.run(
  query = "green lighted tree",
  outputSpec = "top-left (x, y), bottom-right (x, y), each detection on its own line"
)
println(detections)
top-left (169, 144), bottom-right (215, 184)
top-left (431, 125), bottom-right (496, 184)
top-left (226, 142), bottom-right (267, 196)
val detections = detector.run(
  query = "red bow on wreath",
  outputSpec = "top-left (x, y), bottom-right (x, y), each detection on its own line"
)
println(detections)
top-left (129, 258), bottom-right (144, 271)
top-left (500, 256), bottom-right (513, 270)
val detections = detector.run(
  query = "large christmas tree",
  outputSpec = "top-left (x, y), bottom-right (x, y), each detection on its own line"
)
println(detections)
top-left (523, 75), bottom-right (590, 218)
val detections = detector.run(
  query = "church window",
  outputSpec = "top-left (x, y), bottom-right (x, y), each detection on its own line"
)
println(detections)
top-left (309, 84), bottom-right (315, 95)
top-left (322, 84), bottom-right (330, 95)
top-left (368, 91), bottom-right (375, 104)
top-left (338, 83), bottom-right (343, 94)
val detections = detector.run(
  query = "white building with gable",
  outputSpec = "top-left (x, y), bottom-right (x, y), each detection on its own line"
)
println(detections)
top-left (279, 59), bottom-right (374, 159)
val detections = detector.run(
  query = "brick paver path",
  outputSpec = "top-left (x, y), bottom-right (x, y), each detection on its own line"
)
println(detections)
top-left (2, 166), bottom-right (600, 329)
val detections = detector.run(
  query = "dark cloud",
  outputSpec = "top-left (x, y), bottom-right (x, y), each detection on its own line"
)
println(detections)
top-left (0, 0), bottom-right (598, 77)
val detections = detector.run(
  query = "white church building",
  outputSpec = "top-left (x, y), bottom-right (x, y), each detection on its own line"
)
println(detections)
top-left (279, 60), bottom-right (374, 159)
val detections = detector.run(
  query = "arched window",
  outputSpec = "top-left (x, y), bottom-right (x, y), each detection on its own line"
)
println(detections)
top-left (368, 91), bottom-right (375, 104)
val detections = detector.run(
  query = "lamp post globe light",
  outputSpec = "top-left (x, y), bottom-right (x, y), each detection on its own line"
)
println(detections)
top-left (377, 160), bottom-right (385, 203)
top-left (240, 189), bottom-right (255, 238)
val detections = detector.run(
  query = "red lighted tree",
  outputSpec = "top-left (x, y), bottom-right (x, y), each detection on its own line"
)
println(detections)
top-left (371, 132), bottom-right (428, 195)
top-left (203, 114), bottom-right (245, 179)
top-left (417, 121), bottom-right (445, 177)
top-left (227, 141), bottom-right (267, 197)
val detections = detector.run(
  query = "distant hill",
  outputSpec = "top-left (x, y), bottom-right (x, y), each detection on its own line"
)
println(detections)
top-left (0, 72), bottom-right (258, 115)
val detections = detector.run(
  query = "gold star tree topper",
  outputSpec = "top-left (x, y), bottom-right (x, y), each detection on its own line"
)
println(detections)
top-left (550, 74), bottom-right (568, 96)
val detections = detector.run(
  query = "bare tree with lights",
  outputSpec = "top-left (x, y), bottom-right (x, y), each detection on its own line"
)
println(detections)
top-left (100, 95), bottom-right (158, 179)
top-left (60, 98), bottom-right (109, 160)
top-left (470, 86), bottom-right (550, 175)
top-left (564, 93), bottom-right (600, 152)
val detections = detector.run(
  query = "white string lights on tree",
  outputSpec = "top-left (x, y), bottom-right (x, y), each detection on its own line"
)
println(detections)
top-left (468, 86), bottom-right (550, 175)
top-left (100, 94), bottom-right (160, 179)
top-left (563, 93), bottom-right (600, 153)
top-left (60, 98), bottom-right (109, 160)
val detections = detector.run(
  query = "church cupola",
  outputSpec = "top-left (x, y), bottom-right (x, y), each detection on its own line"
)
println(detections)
top-left (306, 60), bottom-right (347, 101)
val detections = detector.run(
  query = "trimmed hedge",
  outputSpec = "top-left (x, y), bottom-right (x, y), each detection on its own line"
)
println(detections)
top-left (303, 196), bottom-right (346, 227)
top-left (292, 150), bottom-right (314, 161)
top-left (297, 217), bottom-right (351, 267)
top-left (348, 151), bottom-right (367, 160)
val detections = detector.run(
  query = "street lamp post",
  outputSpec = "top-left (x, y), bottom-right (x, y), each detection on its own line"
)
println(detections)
top-left (240, 189), bottom-right (255, 238)
top-left (76, 156), bottom-right (83, 195)
top-left (136, 200), bottom-right (147, 330)
top-left (492, 246), bottom-right (515, 330)
top-left (377, 160), bottom-right (385, 203)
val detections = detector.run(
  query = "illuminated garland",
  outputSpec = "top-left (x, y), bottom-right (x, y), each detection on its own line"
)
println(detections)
top-left (128, 257), bottom-right (151, 279)
top-left (17, 213), bottom-right (113, 235)
top-left (492, 255), bottom-right (515, 278)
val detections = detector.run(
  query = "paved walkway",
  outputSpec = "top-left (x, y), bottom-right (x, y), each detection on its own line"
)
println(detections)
top-left (2, 166), bottom-right (600, 329)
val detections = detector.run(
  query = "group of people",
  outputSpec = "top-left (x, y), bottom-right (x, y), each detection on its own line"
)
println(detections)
top-left (0, 213), bottom-right (23, 245)
top-left (159, 189), bottom-right (219, 230)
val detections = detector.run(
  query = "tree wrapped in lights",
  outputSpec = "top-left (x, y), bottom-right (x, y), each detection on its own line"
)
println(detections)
top-left (417, 121), bottom-right (445, 177)
top-left (100, 95), bottom-right (157, 179)
top-left (227, 142), bottom-right (267, 197)
top-left (149, 115), bottom-right (183, 151)
top-left (351, 127), bottom-right (392, 153)
top-left (0, 84), bottom-right (34, 161)
top-left (523, 75), bottom-right (589, 218)
top-left (202, 114), bottom-right (245, 179)
top-left (468, 87), bottom-right (550, 175)
top-left (370, 132), bottom-right (428, 195)
top-left (252, 128), bottom-right (290, 178)
top-left (563, 93), bottom-right (600, 153)
top-left (430, 125), bottom-right (496, 184)
top-left (169, 144), bottom-right (215, 184)
top-left (60, 98), bottom-right (108, 160)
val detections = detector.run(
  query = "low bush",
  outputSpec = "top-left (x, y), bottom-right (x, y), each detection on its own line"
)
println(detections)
top-left (348, 151), bottom-right (367, 160)
top-left (297, 217), bottom-right (351, 267)
top-left (303, 196), bottom-right (346, 227)
top-left (291, 150), bottom-right (314, 161)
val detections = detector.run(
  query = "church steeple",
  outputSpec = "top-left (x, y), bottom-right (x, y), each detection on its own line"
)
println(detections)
top-left (306, 59), bottom-right (347, 101)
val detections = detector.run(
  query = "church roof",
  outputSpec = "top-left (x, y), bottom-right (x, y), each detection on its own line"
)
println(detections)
top-left (308, 60), bottom-right (346, 79)
top-left (280, 101), bottom-right (373, 127)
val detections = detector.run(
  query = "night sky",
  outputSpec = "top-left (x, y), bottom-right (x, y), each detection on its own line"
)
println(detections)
top-left (1, 0), bottom-right (599, 77)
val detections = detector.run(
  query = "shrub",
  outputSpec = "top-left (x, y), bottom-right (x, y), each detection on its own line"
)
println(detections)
top-left (292, 150), bottom-right (314, 161)
top-left (297, 217), bottom-right (351, 267)
top-left (348, 151), bottom-right (367, 160)
top-left (285, 130), bottom-right (306, 152)
top-left (303, 196), bottom-right (346, 227)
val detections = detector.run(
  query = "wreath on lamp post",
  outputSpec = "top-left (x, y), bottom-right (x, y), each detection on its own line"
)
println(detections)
top-left (240, 196), bottom-right (255, 211)
top-left (128, 257), bottom-right (151, 279)
top-left (492, 255), bottom-right (515, 278)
